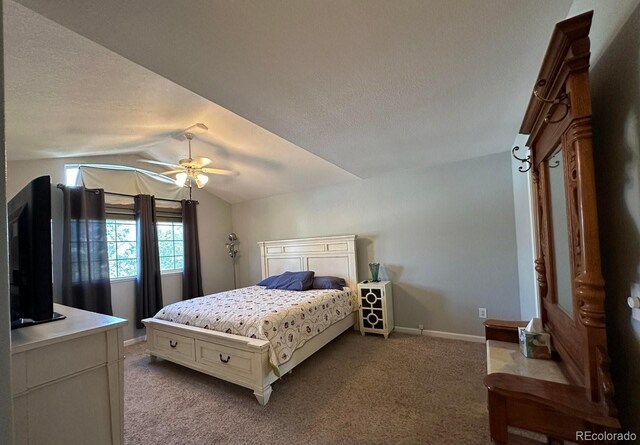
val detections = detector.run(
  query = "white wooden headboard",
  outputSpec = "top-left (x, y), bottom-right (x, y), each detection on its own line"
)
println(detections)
top-left (257, 235), bottom-right (358, 290)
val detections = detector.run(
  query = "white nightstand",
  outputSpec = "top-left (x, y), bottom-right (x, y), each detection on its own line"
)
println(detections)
top-left (357, 280), bottom-right (394, 338)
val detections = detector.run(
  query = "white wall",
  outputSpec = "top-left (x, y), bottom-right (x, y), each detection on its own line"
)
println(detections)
top-left (6, 154), bottom-right (234, 340)
top-left (510, 135), bottom-right (539, 321)
top-left (232, 152), bottom-right (521, 337)
top-left (110, 273), bottom-right (182, 340)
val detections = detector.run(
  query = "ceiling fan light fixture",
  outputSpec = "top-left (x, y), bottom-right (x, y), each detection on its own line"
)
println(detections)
top-left (140, 124), bottom-right (237, 194)
top-left (196, 173), bottom-right (209, 187)
top-left (176, 172), bottom-right (188, 187)
top-left (191, 173), bottom-right (209, 189)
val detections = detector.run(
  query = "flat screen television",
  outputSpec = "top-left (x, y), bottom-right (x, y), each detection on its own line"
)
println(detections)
top-left (9, 175), bottom-right (64, 329)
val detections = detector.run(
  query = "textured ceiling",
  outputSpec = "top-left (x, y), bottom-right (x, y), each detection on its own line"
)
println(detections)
top-left (13, 0), bottom-right (572, 179)
top-left (4, 1), bottom-right (356, 203)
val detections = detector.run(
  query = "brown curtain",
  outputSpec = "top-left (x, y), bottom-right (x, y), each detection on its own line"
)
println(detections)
top-left (60, 186), bottom-right (113, 315)
top-left (134, 195), bottom-right (163, 328)
top-left (182, 200), bottom-right (203, 299)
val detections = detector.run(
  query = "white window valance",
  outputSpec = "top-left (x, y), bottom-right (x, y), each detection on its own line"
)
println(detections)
top-left (74, 164), bottom-right (188, 206)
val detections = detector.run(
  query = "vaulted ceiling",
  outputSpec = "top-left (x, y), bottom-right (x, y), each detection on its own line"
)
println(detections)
top-left (4, 1), bottom-right (356, 203)
top-left (6, 0), bottom-right (573, 202)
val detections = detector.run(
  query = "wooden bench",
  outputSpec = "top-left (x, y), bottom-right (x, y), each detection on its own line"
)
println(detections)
top-left (484, 320), bottom-right (619, 444)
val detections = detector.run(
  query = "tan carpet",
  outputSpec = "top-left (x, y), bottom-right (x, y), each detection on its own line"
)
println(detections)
top-left (124, 331), bottom-right (490, 445)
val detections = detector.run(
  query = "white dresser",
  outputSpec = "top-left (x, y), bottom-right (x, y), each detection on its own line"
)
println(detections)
top-left (11, 304), bottom-right (127, 445)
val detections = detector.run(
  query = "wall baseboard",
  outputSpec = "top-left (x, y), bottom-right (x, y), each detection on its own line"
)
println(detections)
top-left (124, 335), bottom-right (147, 347)
top-left (394, 326), bottom-right (485, 343)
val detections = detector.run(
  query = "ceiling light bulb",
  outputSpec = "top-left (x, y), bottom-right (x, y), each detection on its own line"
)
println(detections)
top-left (196, 173), bottom-right (209, 187)
top-left (176, 172), bottom-right (188, 187)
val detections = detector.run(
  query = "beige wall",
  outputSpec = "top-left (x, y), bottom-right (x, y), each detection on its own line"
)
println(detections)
top-left (232, 152), bottom-right (521, 337)
top-left (6, 155), bottom-right (234, 340)
top-left (590, 2), bottom-right (640, 433)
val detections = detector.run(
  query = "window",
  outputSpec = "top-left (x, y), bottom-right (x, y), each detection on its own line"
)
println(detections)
top-left (65, 165), bottom-right (80, 186)
top-left (106, 219), bottom-right (137, 279)
top-left (157, 221), bottom-right (184, 272)
top-left (66, 163), bottom-right (185, 280)
top-left (106, 219), bottom-right (183, 280)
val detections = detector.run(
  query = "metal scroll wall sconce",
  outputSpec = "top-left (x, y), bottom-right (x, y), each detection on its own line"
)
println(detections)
top-left (533, 79), bottom-right (571, 124)
top-left (512, 145), bottom-right (532, 173)
top-left (512, 145), bottom-right (560, 173)
top-left (512, 79), bottom-right (568, 173)
top-left (226, 233), bottom-right (239, 289)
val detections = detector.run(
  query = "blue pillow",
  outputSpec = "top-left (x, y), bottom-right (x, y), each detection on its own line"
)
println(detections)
top-left (266, 271), bottom-right (315, 291)
top-left (257, 274), bottom-right (281, 287)
top-left (312, 276), bottom-right (346, 290)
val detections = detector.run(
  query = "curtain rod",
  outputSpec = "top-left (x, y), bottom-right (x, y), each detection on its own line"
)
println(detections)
top-left (56, 184), bottom-right (198, 204)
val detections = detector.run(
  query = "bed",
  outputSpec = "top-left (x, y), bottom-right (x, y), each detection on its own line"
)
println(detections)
top-left (142, 235), bottom-right (358, 405)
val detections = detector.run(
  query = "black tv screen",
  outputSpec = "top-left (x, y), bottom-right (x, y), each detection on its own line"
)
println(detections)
top-left (8, 175), bottom-right (63, 328)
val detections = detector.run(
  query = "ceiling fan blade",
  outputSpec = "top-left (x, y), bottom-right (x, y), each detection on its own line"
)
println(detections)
top-left (139, 159), bottom-right (182, 169)
top-left (160, 169), bottom-right (185, 175)
top-left (192, 157), bottom-right (212, 167)
top-left (201, 167), bottom-right (239, 176)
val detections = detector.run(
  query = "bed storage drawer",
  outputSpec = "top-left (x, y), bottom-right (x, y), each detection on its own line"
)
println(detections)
top-left (195, 340), bottom-right (254, 380)
top-left (153, 330), bottom-right (195, 362)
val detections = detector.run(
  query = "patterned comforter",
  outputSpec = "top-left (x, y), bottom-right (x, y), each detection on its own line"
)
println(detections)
top-left (154, 286), bottom-right (356, 367)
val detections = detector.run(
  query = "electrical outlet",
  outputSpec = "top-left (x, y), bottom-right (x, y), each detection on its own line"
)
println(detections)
top-left (418, 324), bottom-right (424, 330)
top-left (478, 308), bottom-right (487, 319)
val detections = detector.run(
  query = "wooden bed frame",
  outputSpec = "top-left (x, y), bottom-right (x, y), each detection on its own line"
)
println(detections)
top-left (142, 234), bottom-right (358, 405)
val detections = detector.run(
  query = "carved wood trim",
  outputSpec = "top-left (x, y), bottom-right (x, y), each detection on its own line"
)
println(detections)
top-left (522, 11), bottom-right (614, 405)
top-left (565, 117), bottom-right (607, 329)
top-left (533, 170), bottom-right (549, 302)
top-left (520, 11), bottom-right (593, 135)
top-left (596, 346), bottom-right (617, 418)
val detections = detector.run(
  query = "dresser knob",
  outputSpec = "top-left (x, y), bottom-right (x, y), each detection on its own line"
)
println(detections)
top-left (169, 340), bottom-right (178, 348)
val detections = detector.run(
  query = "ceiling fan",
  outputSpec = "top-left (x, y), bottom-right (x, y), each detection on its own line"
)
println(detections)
top-left (140, 126), bottom-right (238, 189)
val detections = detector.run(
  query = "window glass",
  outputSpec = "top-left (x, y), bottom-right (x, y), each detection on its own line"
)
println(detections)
top-left (105, 219), bottom-right (184, 279)
top-left (157, 221), bottom-right (184, 273)
top-left (106, 219), bottom-right (137, 279)
top-left (65, 166), bottom-right (80, 186)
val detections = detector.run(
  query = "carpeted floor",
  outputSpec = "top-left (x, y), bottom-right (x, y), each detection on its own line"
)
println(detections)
top-left (124, 332), bottom-right (490, 445)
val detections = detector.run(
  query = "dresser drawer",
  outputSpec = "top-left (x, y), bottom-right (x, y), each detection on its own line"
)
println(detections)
top-left (26, 332), bottom-right (107, 388)
top-left (195, 340), bottom-right (254, 380)
top-left (12, 353), bottom-right (27, 394)
top-left (154, 330), bottom-right (195, 362)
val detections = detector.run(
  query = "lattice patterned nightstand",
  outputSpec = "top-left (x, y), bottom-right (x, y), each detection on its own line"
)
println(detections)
top-left (357, 280), bottom-right (394, 338)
